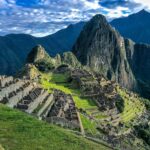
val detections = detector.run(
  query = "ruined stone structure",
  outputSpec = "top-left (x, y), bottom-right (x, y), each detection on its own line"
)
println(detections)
top-left (0, 76), bottom-right (80, 131)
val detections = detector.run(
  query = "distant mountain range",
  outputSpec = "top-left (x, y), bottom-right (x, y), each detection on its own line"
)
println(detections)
top-left (0, 9), bottom-right (150, 76)
top-left (111, 9), bottom-right (150, 44)
top-left (0, 22), bottom-right (85, 75)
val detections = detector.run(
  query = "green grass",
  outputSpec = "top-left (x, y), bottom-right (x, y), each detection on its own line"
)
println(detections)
top-left (94, 114), bottom-right (108, 119)
top-left (40, 73), bottom-right (102, 135)
top-left (51, 73), bottom-right (69, 83)
top-left (117, 87), bottom-right (145, 123)
top-left (40, 73), bottom-right (98, 112)
top-left (73, 96), bottom-right (98, 110)
top-left (80, 114), bottom-right (98, 135)
top-left (0, 104), bottom-right (111, 150)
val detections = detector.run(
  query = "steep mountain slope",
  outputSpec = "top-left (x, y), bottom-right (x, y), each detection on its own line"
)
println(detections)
top-left (0, 22), bottom-right (85, 75)
top-left (72, 14), bottom-right (150, 98)
top-left (26, 45), bottom-right (82, 70)
top-left (1, 9), bottom-right (150, 76)
top-left (111, 9), bottom-right (150, 44)
top-left (72, 14), bottom-right (137, 91)
top-left (17, 45), bottom-right (82, 79)
top-left (125, 39), bottom-right (150, 98)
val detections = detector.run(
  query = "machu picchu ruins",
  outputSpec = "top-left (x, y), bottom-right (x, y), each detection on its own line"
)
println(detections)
top-left (0, 42), bottom-right (150, 150)
top-left (1, 5), bottom-right (150, 150)
top-left (0, 62), bottom-right (149, 150)
top-left (0, 75), bottom-right (81, 132)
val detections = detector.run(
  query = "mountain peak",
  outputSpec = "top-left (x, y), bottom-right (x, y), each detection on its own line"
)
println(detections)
top-left (72, 13), bottom-right (137, 90)
top-left (26, 45), bottom-right (48, 63)
top-left (139, 9), bottom-right (148, 13)
top-left (136, 9), bottom-right (149, 15)
top-left (92, 14), bottom-right (106, 21)
top-left (89, 14), bottom-right (108, 26)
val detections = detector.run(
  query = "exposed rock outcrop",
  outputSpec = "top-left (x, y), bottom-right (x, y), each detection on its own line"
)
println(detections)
top-left (72, 14), bottom-right (137, 91)
top-left (26, 45), bottom-right (51, 64)
top-left (125, 39), bottom-right (150, 98)
top-left (24, 45), bottom-right (81, 75)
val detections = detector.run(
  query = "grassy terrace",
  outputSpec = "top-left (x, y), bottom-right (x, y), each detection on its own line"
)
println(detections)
top-left (0, 104), bottom-right (111, 150)
top-left (40, 73), bottom-right (99, 112)
top-left (40, 73), bottom-right (100, 135)
top-left (80, 114), bottom-right (98, 135)
top-left (117, 87), bottom-right (145, 124)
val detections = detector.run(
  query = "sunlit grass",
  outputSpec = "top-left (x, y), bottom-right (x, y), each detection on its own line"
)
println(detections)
top-left (117, 87), bottom-right (145, 123)
top-left (80, 113), bottom-right (98, 135)
top-left (0, 104), bottom-right (110, 150)
top-left (40, 72), bottom-right (98, 111)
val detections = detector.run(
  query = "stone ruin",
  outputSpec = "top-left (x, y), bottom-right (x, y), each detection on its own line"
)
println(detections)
top-left (70, 69), bottom-right (118, 111)
top-left (0, 75), bottom-right (80, 131)
top-left (46, 90), bottom-right (80, 130)
top-left (69, 69), bottom-right (123, 133)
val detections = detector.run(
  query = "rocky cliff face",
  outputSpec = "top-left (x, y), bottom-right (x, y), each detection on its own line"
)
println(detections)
top-left (73, 14), bottom-right (137, 91)
top-left (25, 45), bottom-right (81, 73)
top-left (125, 39), bottom-right (150, 98)
top-left (26, 45), bottom-right (50, 63)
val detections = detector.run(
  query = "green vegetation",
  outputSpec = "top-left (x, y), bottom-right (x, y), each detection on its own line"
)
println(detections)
top-left (73, 96), bottom-right (98, 110)
top-left (94, 113), bottom-right (108, 119)
top-left (51, 73), bottom-right (69, 83)
top-left (115, 96), bottom-right (124, 113)
top-left (35, 60), bottom-right (55, 72)
top-left (117, 87), bottom-right (145, 123)
top-left (40, 71), bottom-right (147, 139)
top-left (135, 125), bottom-right (150, 146)
top-left (40, 73), bottom-right (98, 112)
top-left (80, 114), bottom-right (97, 135)
top-left (17, 64), bottom-right (40, 79)
top-left (40, 72), bottom-right (100, 135)
top-left (62, 52), bottom-right (82, 68)
top-left (0, 104), bottom-right (111, 150)
top-left (142, 98), bottom-right (150, 111)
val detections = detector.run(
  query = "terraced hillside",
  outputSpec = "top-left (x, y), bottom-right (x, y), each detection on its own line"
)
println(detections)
top-left (39, 68), bottom-right (149, 149)
top-left (0, 68), bottom-right (149, 149)
top-left (0, 76), bottom-right (82, 131)
top-left (0, 65), bottom-right (147, 149)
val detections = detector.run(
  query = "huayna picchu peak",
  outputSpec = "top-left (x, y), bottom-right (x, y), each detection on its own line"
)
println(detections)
top-left (0, 8), bottom-right (150, 150)
top-left (73, 14), bottom-right (137, 92)
top-left (73, 14), bottom-right (150, 99)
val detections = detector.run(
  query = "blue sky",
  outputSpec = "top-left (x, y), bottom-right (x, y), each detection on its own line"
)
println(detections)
top-left (0, 0), bottom-right (149, 36)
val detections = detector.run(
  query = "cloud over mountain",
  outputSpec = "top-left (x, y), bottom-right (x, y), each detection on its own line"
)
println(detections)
top-left (0, 0), bottom-right (149, 36)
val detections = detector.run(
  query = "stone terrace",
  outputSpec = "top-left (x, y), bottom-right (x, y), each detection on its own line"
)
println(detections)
top-left (46, 90), bottom-right (80, 130)
top-left (0, 76), bottom-right (80, 131)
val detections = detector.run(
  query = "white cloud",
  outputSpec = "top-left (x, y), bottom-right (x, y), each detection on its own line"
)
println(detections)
top-left (0, 0), bottom-right (148, 37)
top-left (102, 6), bottom-right (130, 20)
top-left (133, 0), bottom-right (150, 9)
top-left (80, 0), bottom-right (100, 10)
top-left (0, 0), bottom-right (7, 7)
